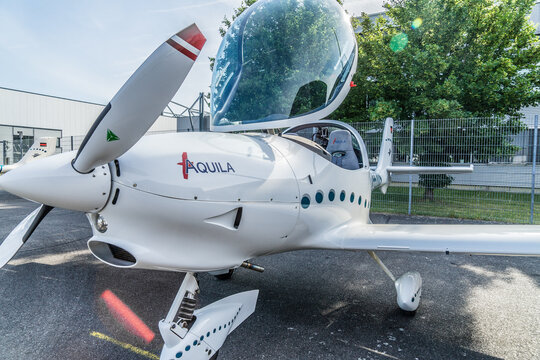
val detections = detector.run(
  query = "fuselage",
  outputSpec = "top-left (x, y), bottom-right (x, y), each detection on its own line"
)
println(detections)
top-left (86, 131), bottom-right (373, 272)
top-left (0, 164), bottom-right (15, 174)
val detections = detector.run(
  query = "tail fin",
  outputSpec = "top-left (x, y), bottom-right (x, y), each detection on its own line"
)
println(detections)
top-left (19, 137), bottom-right (57, 165)
top-left (372, 118), bottom-right (394, 194)
top-left (1, 137), bottom-right (57, 174)
top-left (371, 118), bottom-right (473, 194)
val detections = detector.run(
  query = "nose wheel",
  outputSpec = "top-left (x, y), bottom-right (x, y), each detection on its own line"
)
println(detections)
top-left (159, 272), bottom-right (259, 359)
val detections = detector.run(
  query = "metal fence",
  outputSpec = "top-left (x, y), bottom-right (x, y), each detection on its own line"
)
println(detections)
top-left (3, 116), bottom-right (538, 224)
top-left (59, 135), bottom-right (85, 153)
top-left (0, 124), bottom-right (63, 165)
top-left (58, 131), bottom-right (180, 154)
top-left (352, 116), bottom-right (539, 224)
top-left (0, 140), bottom-right (6, 165)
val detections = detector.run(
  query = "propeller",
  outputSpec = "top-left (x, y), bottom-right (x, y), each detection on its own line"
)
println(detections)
top-left (0, 23), bottom-right (206, 268)
top-left (0, 205), bottom-right (53, 267)
top-left (73, 23), bottom-right (206, 173)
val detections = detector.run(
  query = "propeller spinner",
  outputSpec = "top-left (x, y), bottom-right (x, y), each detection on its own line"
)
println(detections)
top-left (0, 23), bottom-right (206, 267)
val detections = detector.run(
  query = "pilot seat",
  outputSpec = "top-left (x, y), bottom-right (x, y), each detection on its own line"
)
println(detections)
top-left (326, 130), bottom-right (360, 170)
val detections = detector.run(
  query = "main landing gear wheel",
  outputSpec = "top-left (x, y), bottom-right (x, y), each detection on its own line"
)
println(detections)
top-left (368, 251), bottom-right (422, 312)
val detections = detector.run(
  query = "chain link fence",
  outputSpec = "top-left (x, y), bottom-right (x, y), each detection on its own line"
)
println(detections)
top-left (5, 118), bottom-right (538, 224)
top-left (0, 140), bottom-right (6, 165)
top-left (59, 135), bottom-right (85, 153)
top-left (54, 118), bottom-right (540, 224)
top-left (353, 116), bottom-right (539, 224)
top-left (58, 131), bottom-right (178, 154)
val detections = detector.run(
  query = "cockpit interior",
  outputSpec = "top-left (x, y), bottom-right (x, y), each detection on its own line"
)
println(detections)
top-left (281, 121), bottom-right (369, 170)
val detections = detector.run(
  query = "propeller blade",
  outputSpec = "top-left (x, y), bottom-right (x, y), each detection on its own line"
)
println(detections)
top-left (0, 204), bottom-right (53, 268)
top-left (72, 24), bottom-right (206, 173)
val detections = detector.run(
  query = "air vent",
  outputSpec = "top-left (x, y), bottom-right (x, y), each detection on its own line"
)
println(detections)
top-left (114, 159), bottom-right (121, 177)
top-left (88, 240), bottom-right (136, 267)
top-left (109, 244), bottom-right (136, 263)
top-left (204, 207), bottom-right (243, 230)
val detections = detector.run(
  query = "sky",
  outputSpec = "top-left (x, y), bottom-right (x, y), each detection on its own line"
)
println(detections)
top-left (0, 0), bottom-right (385, 107)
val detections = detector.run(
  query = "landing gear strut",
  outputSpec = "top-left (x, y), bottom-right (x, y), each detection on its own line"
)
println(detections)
top-left (209, 261), bottom-right (264, 280)
top-left (368, 251), bottom-right (422, 312)
top-left (159, 273), bottom-right (259, 360)
top-left (211, 269), bottom-right (235, 280)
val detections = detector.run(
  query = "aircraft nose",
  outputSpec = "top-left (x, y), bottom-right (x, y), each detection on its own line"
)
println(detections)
top-left (0, 152), bottom-right (112, 213)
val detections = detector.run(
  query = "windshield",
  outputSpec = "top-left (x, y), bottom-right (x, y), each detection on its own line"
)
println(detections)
top-left (211, 0), bottom-right (357, 131)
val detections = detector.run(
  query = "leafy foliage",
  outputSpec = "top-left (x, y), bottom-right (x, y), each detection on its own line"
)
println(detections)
top-left (336, 0), bottom-right (540, 121)
top-left (210, 0), bottom-right (344, 70)
top-left (213, 0), bottom-right (539, 197)
top-left (209, 0), bottom-right (258, 71)
top-left (334, 0), bottom-right (539, 196)
top-left (210, 0), bottom-right (353, 126)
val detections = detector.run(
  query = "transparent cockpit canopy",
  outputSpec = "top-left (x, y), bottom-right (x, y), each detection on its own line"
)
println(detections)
top-left (211, 0), bottom-right (357, 132)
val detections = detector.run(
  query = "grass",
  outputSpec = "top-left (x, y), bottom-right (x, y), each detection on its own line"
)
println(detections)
top-left (371, 185), bottom-right (540, 224)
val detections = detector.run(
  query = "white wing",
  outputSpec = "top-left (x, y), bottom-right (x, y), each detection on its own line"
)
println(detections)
top-left (313, 223), bottom-right (540, 256)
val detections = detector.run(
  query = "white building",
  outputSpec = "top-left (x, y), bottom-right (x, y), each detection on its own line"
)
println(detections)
top-left (0, 87), bottom-right (178, 164)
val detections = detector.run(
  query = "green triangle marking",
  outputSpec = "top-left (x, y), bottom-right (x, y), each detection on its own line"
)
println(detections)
top-left (106, 129), bottom-right (119, 142)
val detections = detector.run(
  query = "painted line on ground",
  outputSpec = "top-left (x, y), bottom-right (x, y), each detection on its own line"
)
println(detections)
top-left (357, 344), bottom-right (401, 359)
top-left (90, 331), bottom-right (159, 360)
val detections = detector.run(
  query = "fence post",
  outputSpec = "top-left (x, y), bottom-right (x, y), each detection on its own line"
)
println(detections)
top-left (408, 119), bottom-right (415, 215)
top-left (530, 115), bottom-right (538, 224)
top-left (70, 136), bottom-right (74, 151)
top-left (198, 92), bottom-right (205, 132)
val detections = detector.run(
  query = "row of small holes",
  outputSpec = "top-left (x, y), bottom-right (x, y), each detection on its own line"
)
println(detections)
top-left (301, 189), bottom-right (370, 209)
top-left (175, 308), bottom-right (241, 358)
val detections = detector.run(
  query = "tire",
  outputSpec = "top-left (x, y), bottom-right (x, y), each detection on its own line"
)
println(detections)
top-left (214, 269), bottom-right (234, 280)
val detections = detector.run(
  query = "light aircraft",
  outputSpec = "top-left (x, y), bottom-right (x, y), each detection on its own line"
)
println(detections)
top-left (0, 137), bottom-right (56, 174)
top-left (0, 0), bottom-right (539, 359)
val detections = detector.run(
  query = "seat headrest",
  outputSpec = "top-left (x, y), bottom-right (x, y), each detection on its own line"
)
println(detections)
top-left (326, 130), bottom-right (353, 153)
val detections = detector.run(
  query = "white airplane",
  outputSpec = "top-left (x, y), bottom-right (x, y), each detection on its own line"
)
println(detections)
top-left (0, 137), bottom-right (56, 174)
top-left (0, 1), bottom-right (538, 359)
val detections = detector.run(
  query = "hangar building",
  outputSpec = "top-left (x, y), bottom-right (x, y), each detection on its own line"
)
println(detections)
top-left (0, 87), bottom-right (180, 165)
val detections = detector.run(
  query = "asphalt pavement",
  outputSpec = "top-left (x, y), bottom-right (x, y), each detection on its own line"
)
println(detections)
top-left (0, 191), bottom-right (538, 360)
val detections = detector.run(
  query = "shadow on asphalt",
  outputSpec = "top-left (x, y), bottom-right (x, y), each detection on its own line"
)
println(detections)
top-left (0, 193), bottom-right (537, 359)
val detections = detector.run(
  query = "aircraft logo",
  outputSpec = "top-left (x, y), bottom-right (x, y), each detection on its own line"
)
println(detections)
top-left (177, 152), bottom-right (235, 180)
top-left (332, 138), bottom-right (346, 144)
top-left (106, 129), bottom-right (120, 142)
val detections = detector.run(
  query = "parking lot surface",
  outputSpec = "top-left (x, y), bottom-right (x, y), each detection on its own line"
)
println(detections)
top-left (0, 191), bottom-right (538, 359)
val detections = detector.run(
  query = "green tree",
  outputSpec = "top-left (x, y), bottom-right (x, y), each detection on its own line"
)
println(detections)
top-left (211, 0), bottom-right (343, 50)
top-left (209, 0), bottom-right (257, 71)
top-left (210, 0), bottom-right (351, 126)
top-left (212, 0), bottom-right (348, 124)
top-left (335, 0), bottom-right (539, 199)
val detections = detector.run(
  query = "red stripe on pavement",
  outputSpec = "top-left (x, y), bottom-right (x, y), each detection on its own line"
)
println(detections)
top-left (166, 39), bottom-right (197, 61)
top-left (176, 23), bottom-right (206, 50)
top-left (101, 290), bottom-right (155, 344)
